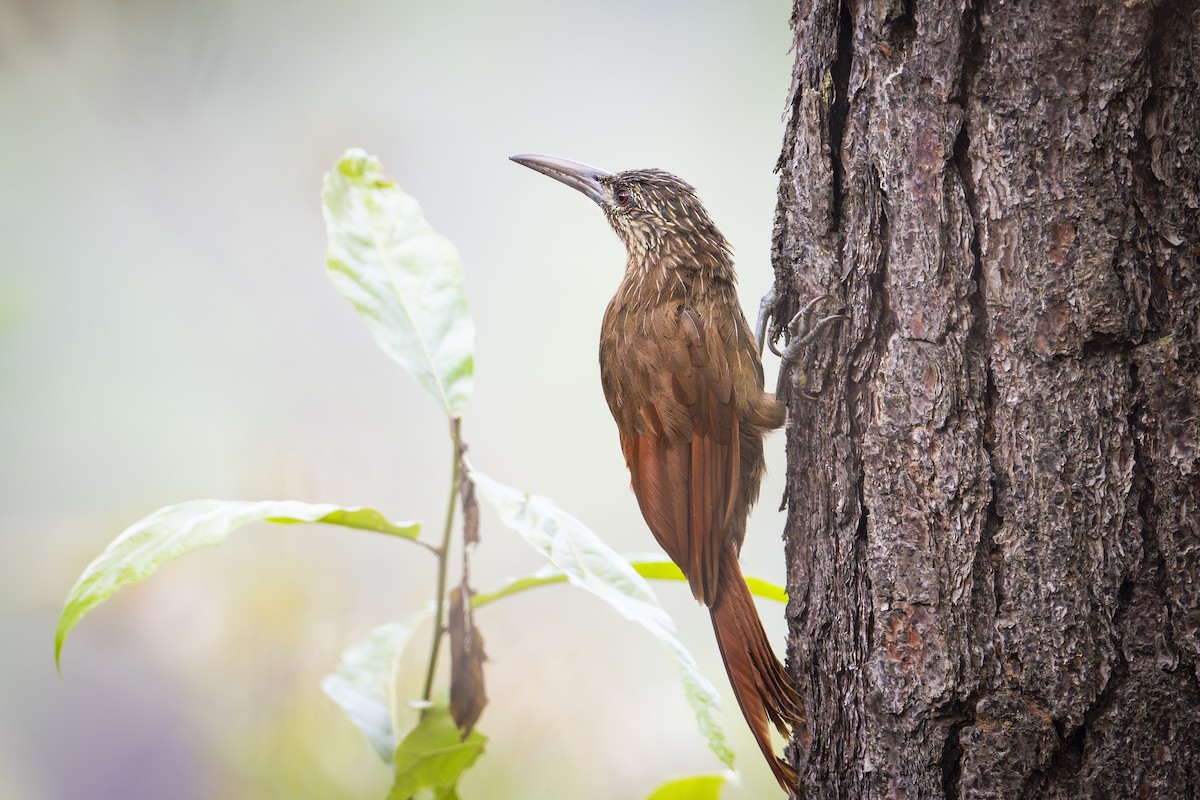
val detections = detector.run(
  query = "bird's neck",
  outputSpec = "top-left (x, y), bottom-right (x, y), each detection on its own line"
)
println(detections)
top-left (615, 232), bottom-right (736, 310)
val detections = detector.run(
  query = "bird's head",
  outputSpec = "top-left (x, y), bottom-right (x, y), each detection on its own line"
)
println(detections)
top-left (510, 154), bottom-right (729, 260)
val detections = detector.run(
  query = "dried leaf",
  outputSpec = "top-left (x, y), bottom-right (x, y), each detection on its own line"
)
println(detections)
top-left (448, 585), bottom-right (487, 736)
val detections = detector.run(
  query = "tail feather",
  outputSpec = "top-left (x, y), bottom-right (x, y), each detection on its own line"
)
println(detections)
top-left (710, 546), bottom-right (806, 794)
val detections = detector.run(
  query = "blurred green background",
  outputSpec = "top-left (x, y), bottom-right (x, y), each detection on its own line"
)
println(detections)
top-left (0, 0), bottom-right (798, 797)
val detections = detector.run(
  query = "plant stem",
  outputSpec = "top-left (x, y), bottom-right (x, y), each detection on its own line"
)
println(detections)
top-left (421, 418), bottom-right (461, 703)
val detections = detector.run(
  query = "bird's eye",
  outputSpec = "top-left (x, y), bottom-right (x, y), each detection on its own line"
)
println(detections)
top-left (615, 189), bottom-right (631, 206)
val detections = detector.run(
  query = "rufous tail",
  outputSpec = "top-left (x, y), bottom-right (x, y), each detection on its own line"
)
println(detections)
top-left (709, 546), bottom-right (806, 794)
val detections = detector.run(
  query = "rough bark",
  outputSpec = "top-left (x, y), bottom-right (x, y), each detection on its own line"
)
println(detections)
top-left (771, 1), bottom-right (1200, 798)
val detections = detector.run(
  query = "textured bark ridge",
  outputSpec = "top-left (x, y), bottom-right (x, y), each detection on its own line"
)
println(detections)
top-left (771, 1), bottom-right (1199, 797)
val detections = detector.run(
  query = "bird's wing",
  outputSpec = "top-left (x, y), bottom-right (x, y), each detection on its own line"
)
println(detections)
top-left (620, 304), bottom-right (738, 607)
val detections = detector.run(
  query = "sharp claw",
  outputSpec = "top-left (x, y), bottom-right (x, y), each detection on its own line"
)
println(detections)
top-left (791, 293), bottom-right (832, 331)
top-left (782, 314), bottom-right (847, 362)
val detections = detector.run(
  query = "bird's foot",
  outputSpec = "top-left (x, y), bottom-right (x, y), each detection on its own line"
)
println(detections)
top-left (774, 294), bottom-right (844, 400)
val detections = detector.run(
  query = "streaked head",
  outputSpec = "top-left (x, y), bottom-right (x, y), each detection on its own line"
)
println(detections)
top-left (510, 154), bottom-right (726, 257)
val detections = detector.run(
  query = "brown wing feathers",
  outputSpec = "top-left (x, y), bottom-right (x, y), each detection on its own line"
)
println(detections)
top-left (622, 305), bottom-right (737, 605)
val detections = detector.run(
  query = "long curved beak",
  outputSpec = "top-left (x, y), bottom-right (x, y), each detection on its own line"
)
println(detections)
top-left (510, 154), bottom-right (613, 206)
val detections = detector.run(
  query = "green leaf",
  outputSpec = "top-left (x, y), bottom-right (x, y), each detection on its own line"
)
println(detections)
top-left (470, 564), bottom-right (568, 609)
top-left (56, 499), bottom-right (420, 668)
top-left (645, 774), bottom-right (728, 800)
top-left (626, 556), bottom-right (790, 604)
top-left (388, 700), bottom-right (487, 800)
top-left (322, 610), bottom-right (430, 763)
top-left (471, 558), bottom-right (788, 610)
top-left (322, 148), bottom-right (475, 416)
top-left (470, 469), bottom-right (735, 769)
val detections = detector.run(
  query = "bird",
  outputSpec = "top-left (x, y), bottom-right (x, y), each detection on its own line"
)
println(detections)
top-left (511, 153), bottom-right (819, 794)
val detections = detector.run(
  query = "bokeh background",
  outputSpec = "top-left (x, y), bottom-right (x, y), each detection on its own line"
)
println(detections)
top-left (0, 1), bottom-right (799, 797)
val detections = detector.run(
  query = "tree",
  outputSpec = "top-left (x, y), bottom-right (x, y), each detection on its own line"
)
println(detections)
top-left (769, 1), bottom-right (1200, 797)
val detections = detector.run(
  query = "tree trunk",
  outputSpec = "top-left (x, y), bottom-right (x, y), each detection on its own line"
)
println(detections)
top-left (771, 1), bottom-right (1200, 797)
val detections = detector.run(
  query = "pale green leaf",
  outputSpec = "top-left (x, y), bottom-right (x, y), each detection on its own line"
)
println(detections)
top-left (322, 610), bottom-right (430, 763)
top-left (56, 499), bottom-right (420, 667)
top-left (645, 773), bottom-right (729, 800)
top-left (472, 558), bottom-right (787, 610)
top-left (322, 149), bottom-right (474, 415)
top-left (470, 469), bottom-right (735, 768)
top-left (388, 701), bottom-right (486, 800)
top-left (624, 556), bottom-right (790, 604)
top-left (469, 564), bottom-right (567, 609)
